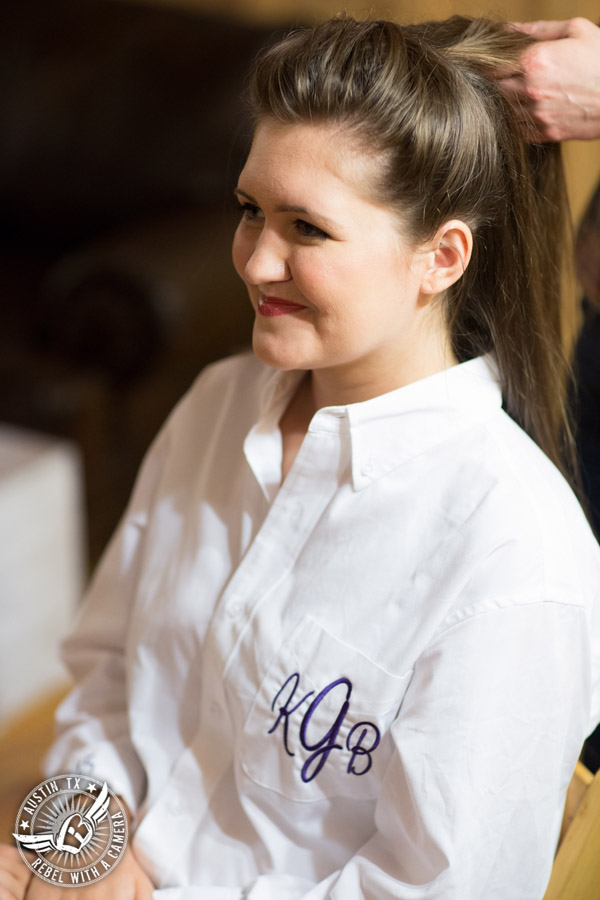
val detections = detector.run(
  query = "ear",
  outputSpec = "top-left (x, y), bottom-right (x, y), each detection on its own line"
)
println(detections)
top-left (419, 220), bottom-right (473, 297)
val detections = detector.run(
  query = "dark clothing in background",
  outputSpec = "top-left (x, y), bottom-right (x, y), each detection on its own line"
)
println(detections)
top-left (576, 180), bottom-right (600, 772)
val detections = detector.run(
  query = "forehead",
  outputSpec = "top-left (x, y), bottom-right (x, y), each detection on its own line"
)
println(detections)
top-left (239, 118), bottom-right (388, 211)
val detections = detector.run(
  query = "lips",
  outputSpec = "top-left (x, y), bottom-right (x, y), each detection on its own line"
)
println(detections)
top-left (258, 295), bottom-right (307, 317)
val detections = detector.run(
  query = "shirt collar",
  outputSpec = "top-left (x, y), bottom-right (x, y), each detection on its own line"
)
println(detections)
top-left (256, 355), bottom-right (502, 491)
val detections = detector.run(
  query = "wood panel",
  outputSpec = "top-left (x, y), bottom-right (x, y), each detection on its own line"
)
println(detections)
top-left (544, 764), bottom-right (600, 900)
top-left (117, 0), bottom-right (598, 29)
top-left (0, 686), bottom-right (70, 843)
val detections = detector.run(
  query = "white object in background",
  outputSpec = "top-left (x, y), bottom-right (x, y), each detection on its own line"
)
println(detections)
top-left (0, 425), bottom-right (85, 725)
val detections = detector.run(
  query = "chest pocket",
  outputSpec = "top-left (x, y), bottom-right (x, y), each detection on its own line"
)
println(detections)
top-left (238, 615), bottom-right (413, 803)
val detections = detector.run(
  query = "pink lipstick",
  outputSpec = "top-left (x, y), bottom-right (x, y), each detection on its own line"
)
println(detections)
top-left (258, 295), bottom-right (307, 317)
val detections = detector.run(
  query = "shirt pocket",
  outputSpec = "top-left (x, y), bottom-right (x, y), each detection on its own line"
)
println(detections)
top-left (238, 615), bottom-right (413, 803)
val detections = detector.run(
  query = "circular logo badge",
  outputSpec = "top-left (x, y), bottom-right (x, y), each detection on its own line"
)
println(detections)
top-left (13, 775), bottom-right (128, 888)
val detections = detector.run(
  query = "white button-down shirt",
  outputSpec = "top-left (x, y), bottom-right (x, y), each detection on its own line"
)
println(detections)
top-left (45, 352), bottom-right (600, 900)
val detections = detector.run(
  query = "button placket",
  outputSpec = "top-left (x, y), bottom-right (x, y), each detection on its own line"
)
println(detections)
top-left (207, 425), bottom-right (346, 684)
top-left (133, 745), bottom-right (211, 886)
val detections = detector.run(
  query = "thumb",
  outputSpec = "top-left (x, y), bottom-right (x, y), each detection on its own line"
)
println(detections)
top-left (510, 19), bottom-right (572, 40)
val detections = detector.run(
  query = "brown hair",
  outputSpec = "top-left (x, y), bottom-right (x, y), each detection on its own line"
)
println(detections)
top-left (246, 15), bottom-right (578, 482)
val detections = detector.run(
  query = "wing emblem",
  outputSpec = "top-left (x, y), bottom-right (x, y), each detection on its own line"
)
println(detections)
top-left (14, 782), bottom-right (111, 857)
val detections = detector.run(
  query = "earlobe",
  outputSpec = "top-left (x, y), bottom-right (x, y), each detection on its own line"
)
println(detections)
top-left (420, 220), bottom-right (473, 296)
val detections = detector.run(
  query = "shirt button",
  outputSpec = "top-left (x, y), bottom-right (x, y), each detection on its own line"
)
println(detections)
top-left (166, 796), bottom-right (186, 816)
top-left (361, 459), bottom-right (375, 476)
top-left (78, 754), bottom-right (95, 775)
top-left (209, 700), bottom-right (222, 717)
top-left (227, 602), bottom-right (244, 619)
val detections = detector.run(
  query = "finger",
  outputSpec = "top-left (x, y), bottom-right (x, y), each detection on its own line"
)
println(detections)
top-left (0, 847), bottom-right (30, 884)
top-left (0, 869), bottom-right (27, 898)
top-left (497, 77), bottom-right (536, 123)
top-left (6, 866), bottom-right (30, 889)
top-left (519, 121), bottom-right (552, 143)
top-left (134, 869), bottom-right (155, 900)
top-left (0, 859), bottom-right (30, 900)
top-left (24, 881), bottom-right (74, 899)
top-left (0, 846), bottom-right (20, 864)
top-left (509, 19), bottom-right (572, 40)
top-left (495, 89), bottom-right (548, 142)
top-left (497, 75), bottom-right (527, 98)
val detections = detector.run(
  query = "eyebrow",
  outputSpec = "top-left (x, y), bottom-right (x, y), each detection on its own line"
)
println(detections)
top-left (234, 188), bottom-right (342, 231)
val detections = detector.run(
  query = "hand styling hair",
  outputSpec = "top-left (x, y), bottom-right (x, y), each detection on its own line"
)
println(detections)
top-left (246, 16), bottom-right (577, 482)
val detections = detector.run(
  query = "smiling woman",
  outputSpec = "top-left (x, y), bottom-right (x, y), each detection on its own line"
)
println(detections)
top-left (4, 14), bottom-right (600, 900)
top-left (232, 120), bottom-right (468, 407)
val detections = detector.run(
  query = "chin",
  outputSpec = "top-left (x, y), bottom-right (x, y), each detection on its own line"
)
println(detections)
top-left (251, 330), bottom-right (309, 372)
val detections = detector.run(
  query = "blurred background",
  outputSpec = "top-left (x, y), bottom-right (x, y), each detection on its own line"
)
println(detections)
top-left (1, 0), bottom-right (599, 839)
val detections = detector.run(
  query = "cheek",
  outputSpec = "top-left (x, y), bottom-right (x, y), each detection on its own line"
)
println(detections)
top-left (304, 253), bottom-right (375, 323)
top-left (232, 225), bottom-right (251, 281)
top-left (291, 251), bottom-right (349, 304)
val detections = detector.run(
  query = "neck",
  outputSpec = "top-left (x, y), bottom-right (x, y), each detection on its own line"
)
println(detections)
top-left (309, 339), bottom-right (458, 411)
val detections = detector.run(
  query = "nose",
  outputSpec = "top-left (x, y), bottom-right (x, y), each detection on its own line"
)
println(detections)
top-left (242, 228), bottom-right (291, 286)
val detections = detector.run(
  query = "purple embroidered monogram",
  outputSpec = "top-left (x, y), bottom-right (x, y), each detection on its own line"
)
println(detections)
top-left (268, 673), bottom-right (382, 782)
top-left (268, 673), bottom-right (315, 758)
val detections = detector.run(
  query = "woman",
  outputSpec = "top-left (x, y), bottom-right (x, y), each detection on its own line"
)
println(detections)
top-left (4, 15), bottom-right (600, 900)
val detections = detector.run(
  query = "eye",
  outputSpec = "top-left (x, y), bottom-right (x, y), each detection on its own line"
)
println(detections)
top-left (294, 219), bottom-right (329, 240)
top-left (235, 199), bottom-right (264, 222)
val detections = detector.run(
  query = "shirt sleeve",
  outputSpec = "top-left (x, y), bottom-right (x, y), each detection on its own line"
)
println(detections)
top-left (151, 596), bottom-right (590, 900)
top-left (43, 423), bottom-right (170, 815)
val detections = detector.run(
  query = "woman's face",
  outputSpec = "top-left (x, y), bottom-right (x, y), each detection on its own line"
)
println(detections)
top-left (232, 118), bottom-right (453, 401)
